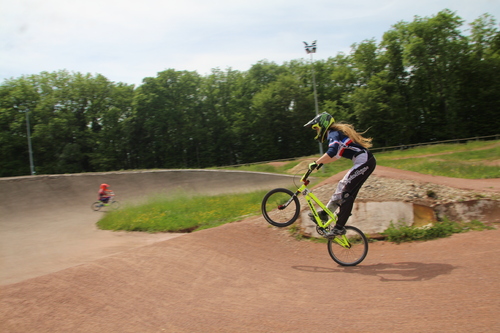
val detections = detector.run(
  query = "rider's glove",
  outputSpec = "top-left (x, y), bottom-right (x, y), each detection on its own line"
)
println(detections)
top-left (308, 161), bottom-right (318, 171)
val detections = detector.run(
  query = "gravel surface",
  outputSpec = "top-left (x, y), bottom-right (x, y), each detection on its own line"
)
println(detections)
top-left (319, 175), bottom-right (500, 206)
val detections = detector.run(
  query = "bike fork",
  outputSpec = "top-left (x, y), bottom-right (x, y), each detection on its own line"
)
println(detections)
top-left (333, 236), bottom-right (351, 249)
top-left (278, 193), bottom-right (299, 210)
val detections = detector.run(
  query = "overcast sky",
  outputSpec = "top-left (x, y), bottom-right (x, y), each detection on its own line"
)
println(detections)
top-left (2, 0), bottom-right (499, 86)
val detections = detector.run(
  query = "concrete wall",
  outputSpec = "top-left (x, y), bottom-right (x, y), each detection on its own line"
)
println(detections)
top-left (300, 201), bottom-right (415, 237)
top-left (300, 199), bottom-right (499, 238)
top-left (435, 200), bottom-right (500, 224)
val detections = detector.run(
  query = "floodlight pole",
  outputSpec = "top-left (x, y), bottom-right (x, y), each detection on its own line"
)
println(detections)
top-left (25, 109), bottom-right (35, 175)
top-left (304, 40), bottom-right (323, 155)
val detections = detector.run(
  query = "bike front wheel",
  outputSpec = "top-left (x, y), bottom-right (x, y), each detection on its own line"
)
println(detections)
top-left (109, 200), bottom-right (120, 210)
top-left (327, 226), bottom-right (368, 266)
top-left (261, 188), bottom-right (300, 227)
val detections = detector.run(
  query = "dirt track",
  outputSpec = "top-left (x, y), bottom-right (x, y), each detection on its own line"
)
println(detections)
top-left (1, 168), bottom-right (499, 332)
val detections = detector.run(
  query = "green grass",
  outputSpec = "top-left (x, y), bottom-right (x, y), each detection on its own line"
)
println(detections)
top-left (220, 163), bottom-right (283, 174)
top-left (97, 191), bottom-right (267, 233)
top-left (374, 140), bottom-right (498, 158)
top-left (382, 219), bottom-right (495, 244)
top-left (222, 140), bottom-right (500, 180)
top-left (219, 156), bottom-right (353, 182)
top-left (375, 141), bottom-right (500, 179)
top-left (379, 157), bottom-right (500, 179)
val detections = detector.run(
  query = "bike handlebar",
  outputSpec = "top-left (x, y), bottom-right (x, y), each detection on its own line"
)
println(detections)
top-left (300, 163), bottom-right (323, 183)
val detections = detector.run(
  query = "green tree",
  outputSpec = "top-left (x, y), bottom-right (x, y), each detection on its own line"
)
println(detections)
top-left (1, 10), bottom-right (499, 177)
top-left (129, 69), bottom-right (203, 169)
top-left (0, 77), bottom-right (39, 176)
top-left (0, 71), bottom-right (134, 176)
top-left (403, 10), bottom-right (468, 140)
top-left (89, 82), bottom-right (134, 171)
top-left (249, 73), bottom-right (312, 162)
top-left (198, 68), bottom-right (244, 166)
top-left (458, 14), bottom-right (500, 136)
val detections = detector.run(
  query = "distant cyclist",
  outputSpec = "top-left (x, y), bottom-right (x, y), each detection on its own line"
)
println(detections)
top-left (304, 112), bottom-right (376, 236)
top-left (98, 183), bottom-right (113, 204)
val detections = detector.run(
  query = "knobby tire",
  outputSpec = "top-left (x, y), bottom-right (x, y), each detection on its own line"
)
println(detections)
top-left (261, 188), bottom-right (300, 227)
top-left (327, 226), bottom-right (368, 266)
top-left (91, 202), bottom-right (102, 211)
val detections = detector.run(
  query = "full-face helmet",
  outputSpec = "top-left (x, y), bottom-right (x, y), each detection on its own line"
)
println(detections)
top-left (304, 112), bottom-right (335, 143)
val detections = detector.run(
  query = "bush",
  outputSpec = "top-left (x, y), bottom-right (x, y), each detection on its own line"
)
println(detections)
top-left (381, 219), bottom-right (494, 244)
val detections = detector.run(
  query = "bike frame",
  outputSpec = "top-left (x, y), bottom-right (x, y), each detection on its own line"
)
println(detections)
top-left (296, 184), bottom-right (336, 229)
top-left (297, 166), bottom-right (337, 229)
top-left (297, 169), bottom-right (354, 248)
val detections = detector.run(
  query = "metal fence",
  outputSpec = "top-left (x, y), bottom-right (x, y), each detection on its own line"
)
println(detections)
top-left (370, 134), bottom-right (500, 153)
top-left (219, 134), bottom-right (499, 168)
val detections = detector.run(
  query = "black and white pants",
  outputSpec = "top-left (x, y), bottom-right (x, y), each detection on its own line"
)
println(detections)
top-left (330, 151), bottom-right (376, 227)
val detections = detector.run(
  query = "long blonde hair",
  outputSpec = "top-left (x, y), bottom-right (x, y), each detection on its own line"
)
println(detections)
top-left (330, 123), bottom-right (373, 149)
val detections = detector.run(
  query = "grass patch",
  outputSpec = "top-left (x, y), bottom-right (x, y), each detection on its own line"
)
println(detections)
top-left (315, 158), bottom-right (352, 177)
top-left (217, 157), bottom-right (353, 180)
top-left (381, 219), bottom-right (495, 244)
top-left (222, 164), bottom-right (280, 174)
top-left (376, 142), bottom-right (500, 179)
top-left (97, 190), bottom-right (267, 232)
top-left (217, 159), bottom-right (303, 174)
top-left (439, 145), bottom-right (500, 161)
top-left (379, 158), bottom-right (500, 179)
top-left (375, 140), bottom-right (499, 159)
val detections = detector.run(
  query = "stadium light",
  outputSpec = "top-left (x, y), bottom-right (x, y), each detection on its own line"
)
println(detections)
top-left (303, 40), bottom-right (323, 155)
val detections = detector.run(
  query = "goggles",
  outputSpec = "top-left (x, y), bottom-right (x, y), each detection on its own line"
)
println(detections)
top-left (311, 124), bottom-right (321, 140)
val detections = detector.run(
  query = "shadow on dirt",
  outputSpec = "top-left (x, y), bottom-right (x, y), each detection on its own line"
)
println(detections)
top-left (292, 262), bottom-right (457, 282)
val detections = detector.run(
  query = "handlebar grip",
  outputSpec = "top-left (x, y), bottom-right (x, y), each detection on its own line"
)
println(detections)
top-left (301, 162), bottom-right (324, 182)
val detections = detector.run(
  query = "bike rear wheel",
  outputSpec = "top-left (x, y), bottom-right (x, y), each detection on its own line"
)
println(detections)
top-left (327, 226), bottom-right (368, 266)
top-left (261, 188), bottom-right (300, 227)
top-left (91, 201), bottom-right (103, 211)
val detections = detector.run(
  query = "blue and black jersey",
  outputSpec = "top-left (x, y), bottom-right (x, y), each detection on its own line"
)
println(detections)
top-left (325, 130), bottom-right (367, 160)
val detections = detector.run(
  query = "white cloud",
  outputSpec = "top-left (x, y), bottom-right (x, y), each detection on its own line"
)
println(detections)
top-left (1, 0), bottom-right (499, 86)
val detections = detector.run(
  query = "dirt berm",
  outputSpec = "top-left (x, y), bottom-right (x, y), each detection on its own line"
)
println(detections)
top-left (1, 168), bottom-right (499, 332)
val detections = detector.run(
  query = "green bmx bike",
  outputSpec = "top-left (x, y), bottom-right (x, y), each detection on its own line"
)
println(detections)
top-left (261, 164), bottom-right (368, 266)
top-left (91, 192), bottom-right (120, 211)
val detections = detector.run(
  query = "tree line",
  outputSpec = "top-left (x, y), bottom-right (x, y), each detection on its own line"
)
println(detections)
top-left (1, 9), bottom-right (499, 177)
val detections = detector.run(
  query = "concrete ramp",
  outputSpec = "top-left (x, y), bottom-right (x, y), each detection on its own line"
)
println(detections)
top-left (0, 170), bottom-right (295, 285)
